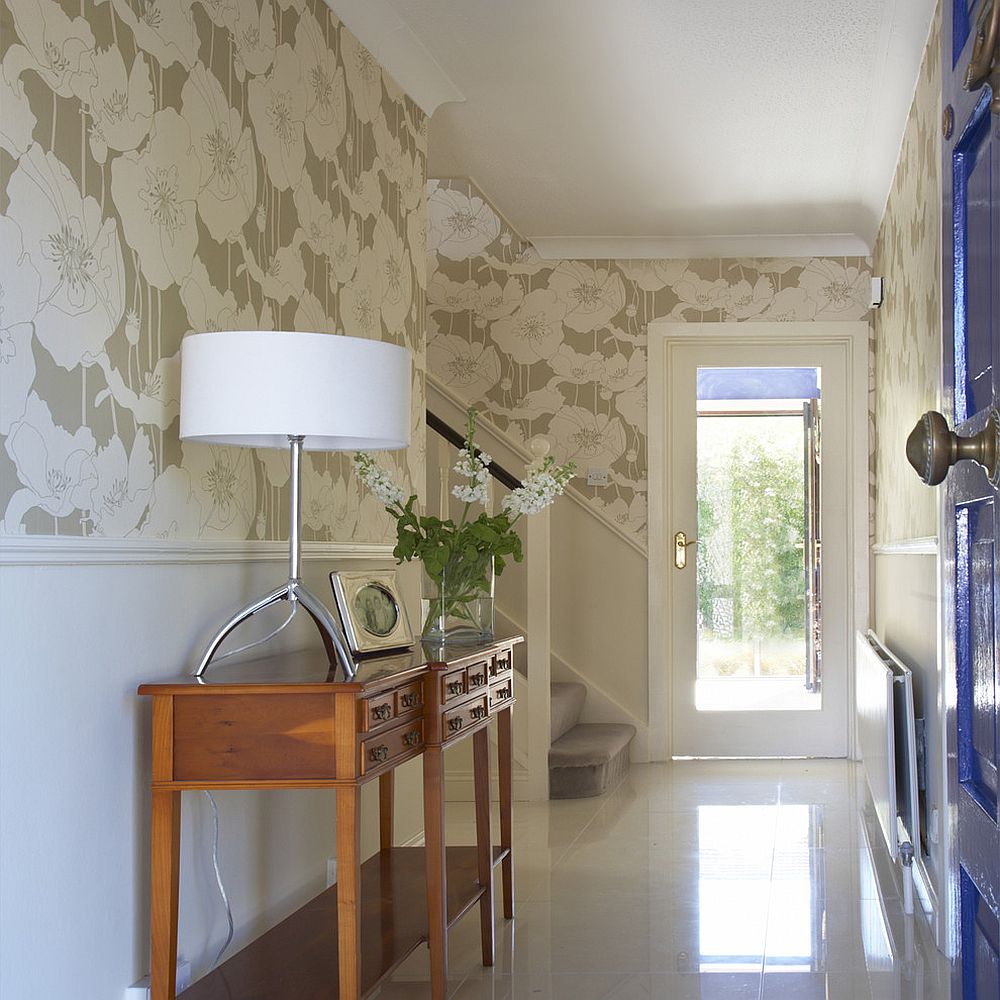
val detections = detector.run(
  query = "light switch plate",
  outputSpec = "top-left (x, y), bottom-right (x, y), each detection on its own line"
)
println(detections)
top-left (587, 467), bottom-right (609, 487)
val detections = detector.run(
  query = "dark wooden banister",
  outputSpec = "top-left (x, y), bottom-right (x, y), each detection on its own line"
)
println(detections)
top-left (426, 411), bottom-right (522, 491)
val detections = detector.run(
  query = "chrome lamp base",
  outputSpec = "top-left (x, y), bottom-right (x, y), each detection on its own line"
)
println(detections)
top-left (192, 436), bottom-right (356, 680)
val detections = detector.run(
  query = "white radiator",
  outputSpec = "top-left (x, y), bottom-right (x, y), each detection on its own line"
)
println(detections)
top-left (855, 630), bottom-right (921, 864)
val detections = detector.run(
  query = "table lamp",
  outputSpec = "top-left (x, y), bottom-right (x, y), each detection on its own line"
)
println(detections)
top-left (180, 330), bottom-right (411, 679)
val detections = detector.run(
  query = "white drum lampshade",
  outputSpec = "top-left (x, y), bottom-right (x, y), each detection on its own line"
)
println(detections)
top-left (179, 330), bottom-right (412, 679)
top-left (180, 330), bottom-right (411, 451)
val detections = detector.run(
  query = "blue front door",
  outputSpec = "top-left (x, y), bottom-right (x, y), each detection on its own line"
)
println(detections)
top-left (943, 3), bottom-right (999, 996)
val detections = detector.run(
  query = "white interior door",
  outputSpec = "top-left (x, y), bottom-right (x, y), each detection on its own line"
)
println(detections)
top-left (667, 340), bottom-right (852, 757)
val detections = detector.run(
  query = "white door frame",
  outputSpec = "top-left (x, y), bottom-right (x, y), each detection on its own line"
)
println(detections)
top-left (647, 321), bottom-right (871, 761)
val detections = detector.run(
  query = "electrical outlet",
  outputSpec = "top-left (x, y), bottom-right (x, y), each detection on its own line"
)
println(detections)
top-left (124, 960), bottom-right (191, 999)
top-left (326, 857), bottom-right (338, 887)
top-left (586, 467), bottom-right (609, 487)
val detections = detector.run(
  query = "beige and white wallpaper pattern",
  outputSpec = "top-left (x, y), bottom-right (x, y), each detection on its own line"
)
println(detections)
top-left (426, 178), bottom-right (873, 545)
top-left (0, 0), bottom-right (427, 542)
top-left (872, 3), bottom-right (941, 545)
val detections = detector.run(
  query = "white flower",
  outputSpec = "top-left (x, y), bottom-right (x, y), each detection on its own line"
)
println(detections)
top-left (491, 289), bottom-right (566, 364)
top-left (181, 258), bottom-right (259, 333)
top-left (7, 144), bottom-right (125, 370)
top-left (501, 459), bottom-right (573, 517)
top-left (2, 393), bottom-right (96, 532)
top-left (341, 25), bottom-right (382, 124)
top-left (295, 8), bottom-right (347, 159)
top-left (427, 186), bottom-right (501, 261)
top-left (247, 44), bottom-right (306, 191)
top-left (87, 431), bottom-right (155, 537)
top-left (111, 109), bottom-right (201, 290)
top-left (84, 47), bottom-right (153, 164)
top-left (181, 63), bottom-right (257, 242)
top-left (548, 261), bottom-right (626, 333)
top-left (353, 452), bottom-right (405, 506)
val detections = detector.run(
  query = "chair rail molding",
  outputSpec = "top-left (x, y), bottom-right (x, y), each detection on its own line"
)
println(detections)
top-left (872, 536), bottom-right (938, 555)
top-left (0, 536), bottom-right (395, 566)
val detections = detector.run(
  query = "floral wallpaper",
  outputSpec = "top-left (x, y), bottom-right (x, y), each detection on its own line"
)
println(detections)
top-left (426, 177), bottom-right (872, 545)
top-left (872, 2), bottom-right (940, 545)
top-left (0, 0), bottom-right (427, 542)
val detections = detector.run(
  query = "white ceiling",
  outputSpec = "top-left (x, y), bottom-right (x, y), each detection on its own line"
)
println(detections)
top-left (350, 0), bottom-right (936, 258)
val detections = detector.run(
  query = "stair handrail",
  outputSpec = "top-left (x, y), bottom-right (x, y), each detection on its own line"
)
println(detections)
top-left (426, 410), bottom-right (522, 490)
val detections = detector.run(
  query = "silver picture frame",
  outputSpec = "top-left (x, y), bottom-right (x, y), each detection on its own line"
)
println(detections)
top-left (329, 570), bottom-right (414, 657)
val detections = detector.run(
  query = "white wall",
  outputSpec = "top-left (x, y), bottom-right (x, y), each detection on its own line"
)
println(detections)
top-left (0, 546), bottom-right (424, 999)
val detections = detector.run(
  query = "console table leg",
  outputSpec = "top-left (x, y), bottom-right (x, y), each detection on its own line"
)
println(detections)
top-left (423, 744), bottom-right (448, 1000)
top-left (497, 705), bottom-right (514, 920)
top-left (150, 788), bottom-right (180, 1000)
top-left (473, 727), bottom-right (495, 966)
top-left (379, 771), bottom-right (394, 850)
top-left (335, 786), bottom-right (362, 1000)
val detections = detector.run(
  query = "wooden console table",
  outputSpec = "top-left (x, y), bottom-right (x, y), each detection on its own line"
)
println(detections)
top-left (138, 634), bottom-right (521, 1000)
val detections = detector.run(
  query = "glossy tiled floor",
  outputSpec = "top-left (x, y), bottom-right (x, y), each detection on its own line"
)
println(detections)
top-left (379, 760), bottom-right (951, 999)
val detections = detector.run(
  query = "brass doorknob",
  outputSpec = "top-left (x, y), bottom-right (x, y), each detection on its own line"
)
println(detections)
top-left (906, 410), bottom-right (999, 486)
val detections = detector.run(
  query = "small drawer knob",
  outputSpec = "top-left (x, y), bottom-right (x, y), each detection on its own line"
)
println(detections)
top-left (448, 717), bottom-right (464, 732)
top-left (368, 745), bottom-right (390, 763)
top-left (372, 704), bottom-right (392, 721)
top-left (403, 730), bottom-right (421, 747)
top-left (401, 692), bottom-right (419, 709)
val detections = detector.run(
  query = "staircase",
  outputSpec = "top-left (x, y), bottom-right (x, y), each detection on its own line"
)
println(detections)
top-left (549, 682), bottom-right (635, 799)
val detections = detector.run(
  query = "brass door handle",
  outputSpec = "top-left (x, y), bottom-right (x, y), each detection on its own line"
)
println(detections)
top-left (674, 531), bottom-right (698, 569)
top-left (906, 410), bottom-right (999, 486)
top-left (965, 0), bottom-right (1000, 113)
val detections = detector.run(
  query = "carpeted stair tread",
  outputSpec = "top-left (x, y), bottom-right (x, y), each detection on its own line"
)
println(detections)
top-left (549, 723), bottom-right (635, 800)
top-left (550, 682), bottom-right (588, 743)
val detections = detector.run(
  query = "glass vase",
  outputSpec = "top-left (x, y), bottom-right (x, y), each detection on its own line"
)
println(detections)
top-left (421, 551), bottom-right (495, 645)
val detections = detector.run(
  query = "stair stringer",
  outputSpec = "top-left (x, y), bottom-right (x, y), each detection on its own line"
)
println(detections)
top-left (497, 606), bottom-right (650, 763)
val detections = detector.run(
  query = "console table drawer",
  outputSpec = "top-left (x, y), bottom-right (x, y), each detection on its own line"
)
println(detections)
top-left (489, 678), bottom-right (513, 711)
top-left (441, 667), bottom-right (467, 704)
top-left (442, 695), bottom-right (489, 742)
top-left (489, 647), bottom-right (512, 678)
top-left (360, 719), bottom-right (424, 775)
top-left (466, 660), bottom-right (489, 692)
top-left (361, 691), bottom-right (396, 732)
top-left (173, 694), bottom-right (336, 781)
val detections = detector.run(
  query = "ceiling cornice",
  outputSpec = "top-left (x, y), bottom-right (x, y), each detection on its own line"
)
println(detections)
top-left (324, 0), bottom-right (464, 116)
top-left (528, 233), bottom-right (873, 261)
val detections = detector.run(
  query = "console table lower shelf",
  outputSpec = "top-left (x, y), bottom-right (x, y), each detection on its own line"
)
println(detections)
top-left (180, 845), bottom-right (508, 999)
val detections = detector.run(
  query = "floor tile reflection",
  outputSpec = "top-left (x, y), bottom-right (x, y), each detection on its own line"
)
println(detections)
top-left (384, 760), bottom-right (950, 999)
